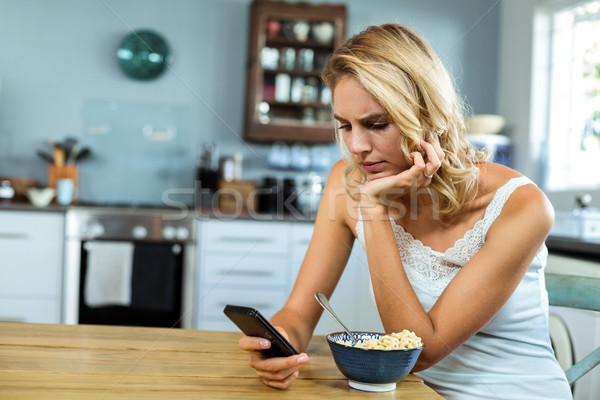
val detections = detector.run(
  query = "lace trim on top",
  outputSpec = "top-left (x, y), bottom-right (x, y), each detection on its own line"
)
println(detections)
top-left (356, 176), bottom-right (535, 297)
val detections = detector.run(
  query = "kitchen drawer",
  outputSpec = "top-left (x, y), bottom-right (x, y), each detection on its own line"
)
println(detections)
top-left (0, 211), bottom-right (64, 296)
top-left (0, 297), bottom-right (61, 323)
top-left (197, 287), bottom-right (286, 319)
top-left (200, 220), bottom-right (289, 255)
top-left (201, 254), bottom-right (287, 287)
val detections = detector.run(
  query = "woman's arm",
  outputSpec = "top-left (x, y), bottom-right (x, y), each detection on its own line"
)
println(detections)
top-left (238, 160), bottom-right (357, 389)
top-left (270, 160), bottom-right (357, 351)
top-left (363, 181), bottom-right (554, 371)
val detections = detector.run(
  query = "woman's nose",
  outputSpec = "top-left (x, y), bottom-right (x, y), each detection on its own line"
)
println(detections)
top-left (346, 129), bottom-right (371, 154)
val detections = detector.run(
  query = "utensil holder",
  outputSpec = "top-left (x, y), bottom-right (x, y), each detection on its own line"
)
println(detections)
top-left (48, 165), bottom-right (78, 202)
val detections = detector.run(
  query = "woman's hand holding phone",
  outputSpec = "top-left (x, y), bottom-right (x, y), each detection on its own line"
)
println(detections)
top-left (238, 327), bottom-right (309, 390)
top-left (224, 305), bottom-right (309, 389)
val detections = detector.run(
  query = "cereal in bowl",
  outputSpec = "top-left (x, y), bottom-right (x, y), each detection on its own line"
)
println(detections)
top-left (337, 330), bottom-right (423, 350)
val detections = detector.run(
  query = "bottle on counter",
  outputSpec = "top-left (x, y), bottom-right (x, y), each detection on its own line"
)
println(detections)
top-left (257, 177), bottom-right (280, 215)
top-left (196, 143), bottom-right (219, 208)
top-left (219, 156), bottom-right (235, 183)
top-left (233, 152), bottom-right (243, 181)
top-left (283, 178), bottom-right (298, 215)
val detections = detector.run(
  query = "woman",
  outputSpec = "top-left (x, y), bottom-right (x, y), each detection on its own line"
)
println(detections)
top-left (239, 24), bottom-right (571, 399)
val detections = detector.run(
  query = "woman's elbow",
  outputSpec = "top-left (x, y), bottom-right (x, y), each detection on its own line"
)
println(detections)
top-left (412, 358), bottom-right (433, 372)
top-left (411, 350), bottom-right (445, 372)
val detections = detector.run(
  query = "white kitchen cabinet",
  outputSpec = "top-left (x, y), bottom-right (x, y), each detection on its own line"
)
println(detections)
top-left (194, 220), bottom-right (290, 330)
top-left (0, 210), bottom-right (64, 323)
top-left (194, 219), bottom-right (383, 334)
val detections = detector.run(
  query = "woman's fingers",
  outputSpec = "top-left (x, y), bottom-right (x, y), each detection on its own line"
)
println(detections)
top-left (262, 370), bottom-right (300, 390)
top-left (239, 335), bottom-right (271, 352)
top-left (420, 139), bottom-right (443, 177)
top-left (249, 352), bottom-right (308, 372)
top-left (250, 352), bottom-right (309, 389)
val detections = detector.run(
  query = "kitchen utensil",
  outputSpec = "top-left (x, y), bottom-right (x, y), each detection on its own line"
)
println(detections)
top-left (314, 292), bottom-right (358, 344)
top-left (75, 148), bottom-right (91, 163)
top-left (66, 143), bottom-right (81, 165)
top-left (36, 150), bottom-right (54, 164)
top-left (52, 144), bottom-right (65, 167)
top-left (63, 137), bottom-right (78, 155)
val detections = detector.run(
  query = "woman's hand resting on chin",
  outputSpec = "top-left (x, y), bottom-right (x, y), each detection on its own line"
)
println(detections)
top-left (359, 135), bottom-right (444, 213)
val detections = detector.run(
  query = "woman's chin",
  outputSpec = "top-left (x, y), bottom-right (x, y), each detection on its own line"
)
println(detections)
top-left (366, 170), bottom-right (394, 180)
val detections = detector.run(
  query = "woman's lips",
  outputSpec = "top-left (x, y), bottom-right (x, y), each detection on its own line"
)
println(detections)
top-left (361, 161), bottom-right (384, 172)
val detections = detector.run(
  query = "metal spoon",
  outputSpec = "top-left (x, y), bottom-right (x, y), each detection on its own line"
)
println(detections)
top-left (314, 292), bottom-right (359, 344)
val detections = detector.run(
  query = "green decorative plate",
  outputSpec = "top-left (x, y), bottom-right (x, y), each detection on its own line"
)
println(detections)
top-left (117, 30), bottom-right (171, 80)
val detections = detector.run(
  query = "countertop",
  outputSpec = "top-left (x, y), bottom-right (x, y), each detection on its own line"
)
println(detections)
top-left (0, 322), bottom-right (442, 399)
top-left (0, 202), bottom-right (317, 222)
top-left (0, 200), bottom-right (67, 213)
top-left (546, 235), bottom-right (600, 259)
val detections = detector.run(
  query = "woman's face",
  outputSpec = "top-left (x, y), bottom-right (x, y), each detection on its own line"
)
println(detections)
top-left (333, 76), bottom-right (410, 180)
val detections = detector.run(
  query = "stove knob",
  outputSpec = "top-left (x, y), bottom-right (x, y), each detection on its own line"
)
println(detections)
top-left (88, 223), bottom-right (105, 238)
top-left (132, 225), bottom-right (148, 240)
top-left (176, 226), bottom-right (190, 241)
top-left (162, 226), bottom-right (176, 240)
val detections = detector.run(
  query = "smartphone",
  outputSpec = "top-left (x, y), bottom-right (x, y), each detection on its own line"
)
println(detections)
top-left (223, 304), bottom-right (299, 357)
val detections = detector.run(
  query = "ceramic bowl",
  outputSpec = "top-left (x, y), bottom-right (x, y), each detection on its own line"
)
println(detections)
top-left (326, 332), bottom-right (424, 392)
top-left (26, 187), bottom-right (55, 207)
top-left (465, 114), bottom-right (506, 134)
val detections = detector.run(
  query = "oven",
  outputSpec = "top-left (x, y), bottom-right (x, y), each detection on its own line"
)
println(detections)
top-left (63, 206), bottom-right (195, 329)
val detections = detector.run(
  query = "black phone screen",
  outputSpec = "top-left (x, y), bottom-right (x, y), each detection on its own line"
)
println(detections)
top-left (223, 304), bottom-right (299, 357)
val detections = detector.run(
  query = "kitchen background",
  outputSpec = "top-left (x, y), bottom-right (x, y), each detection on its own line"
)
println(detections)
top-left (1, 2), bottom-right (599, 398)
top-left (0, 0), bottom-right (502, 206)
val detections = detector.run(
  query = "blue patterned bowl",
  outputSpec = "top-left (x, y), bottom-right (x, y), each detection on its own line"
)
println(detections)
top-left (326, 332), bottom-right (424, 392)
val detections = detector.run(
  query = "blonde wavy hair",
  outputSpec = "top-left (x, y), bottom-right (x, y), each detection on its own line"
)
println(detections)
top-left (321, 24), bottom-right (486, 217)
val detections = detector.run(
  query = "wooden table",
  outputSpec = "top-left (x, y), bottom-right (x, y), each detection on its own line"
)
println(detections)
top-left (0, 322), bottom-right (443, 399)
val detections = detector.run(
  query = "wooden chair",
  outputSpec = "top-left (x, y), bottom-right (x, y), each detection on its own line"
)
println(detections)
top-left (545, 272), bottom-right (600, 385)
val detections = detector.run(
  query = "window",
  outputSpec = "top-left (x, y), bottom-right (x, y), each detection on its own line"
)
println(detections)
top-left (537, 0), bottom-right (600, 190)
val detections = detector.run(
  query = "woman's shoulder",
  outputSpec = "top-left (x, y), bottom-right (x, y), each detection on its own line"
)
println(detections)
top-left (323, 159), bottom-right (361, 229)
top-left (478, 162), bottom-right (553, 228)
top-left (478, 162), bottom-right (522, 191)
top-left (324, 159), bottom-right (348, 194)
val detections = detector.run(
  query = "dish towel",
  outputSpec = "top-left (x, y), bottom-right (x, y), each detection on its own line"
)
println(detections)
top-left (84, 241), bottom-right (135, 308)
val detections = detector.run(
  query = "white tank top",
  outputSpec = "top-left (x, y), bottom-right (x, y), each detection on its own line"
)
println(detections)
top-left (355, 176), bottom-right (572, 400)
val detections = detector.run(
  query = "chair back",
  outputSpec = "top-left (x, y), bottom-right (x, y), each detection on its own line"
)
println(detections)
top-left (545, 272), bottom-right (600, 385)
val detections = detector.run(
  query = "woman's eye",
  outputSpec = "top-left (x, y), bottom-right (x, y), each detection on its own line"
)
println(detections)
top-left (369, 122), bottom-right (389, 130)
top-left (337, 124), bottom-right (351, 131)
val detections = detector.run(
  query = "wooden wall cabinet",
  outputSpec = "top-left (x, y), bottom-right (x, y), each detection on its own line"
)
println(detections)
top-left (244, 0), bottom-right (347, 144)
